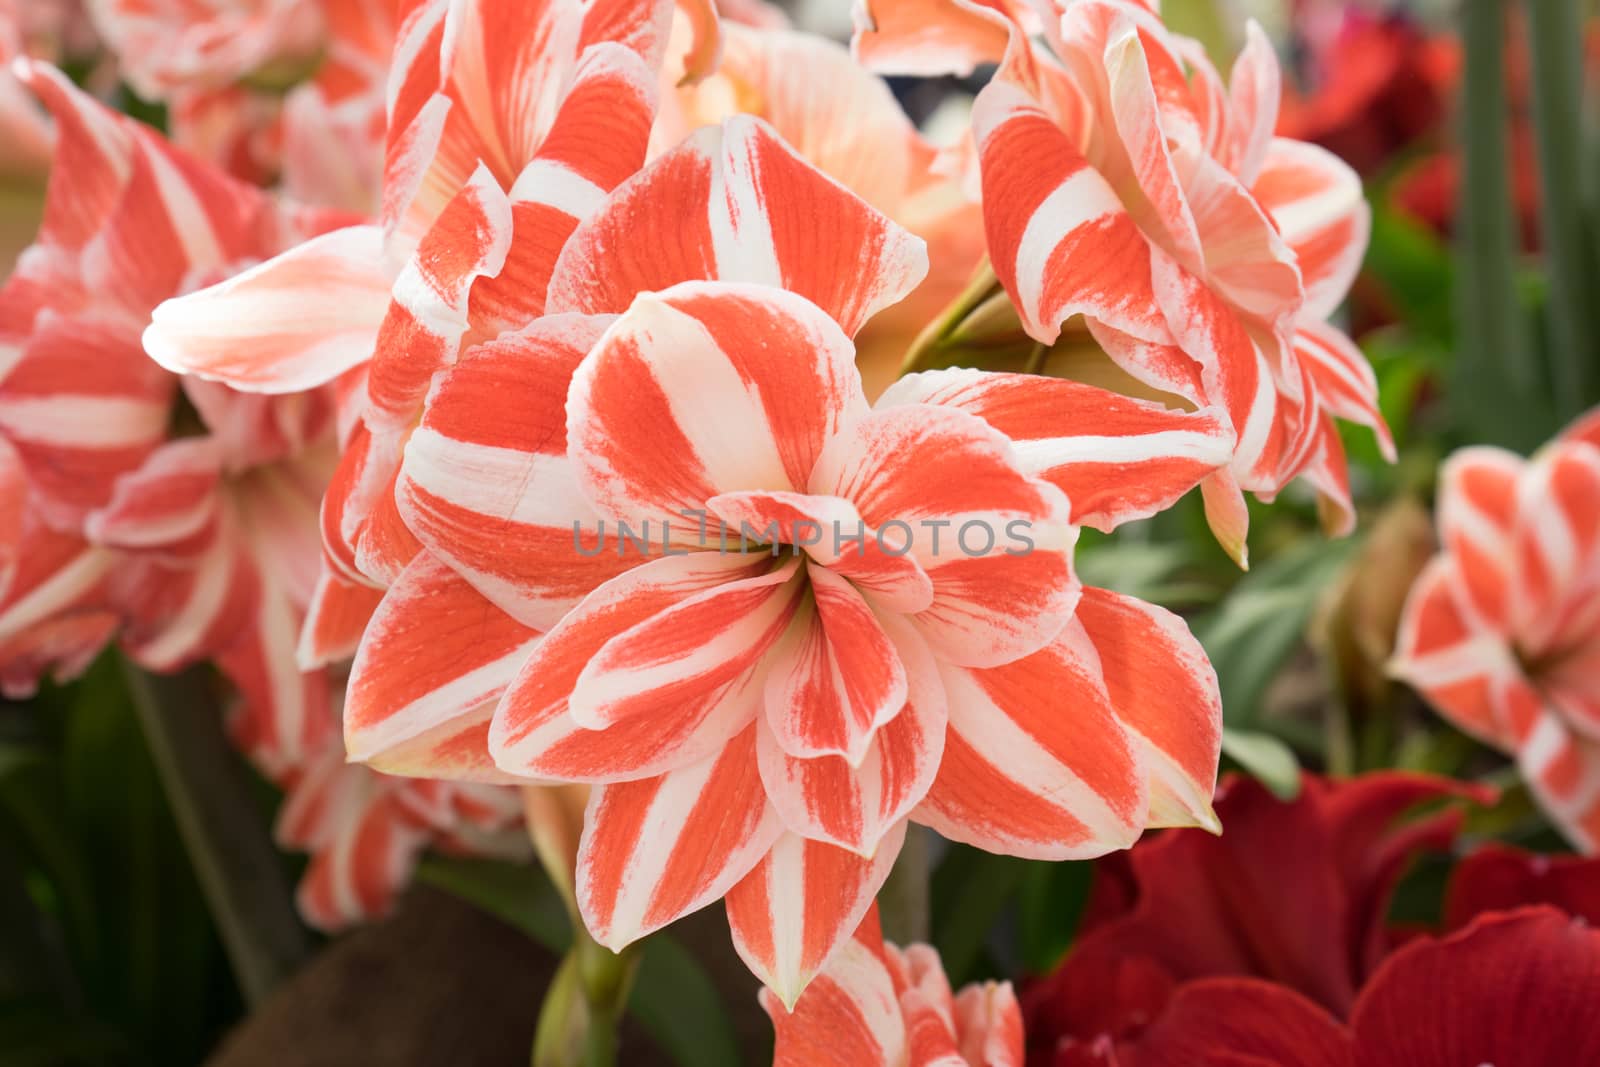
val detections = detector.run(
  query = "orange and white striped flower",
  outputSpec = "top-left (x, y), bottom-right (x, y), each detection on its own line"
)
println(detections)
top-left (345, 117), bottom-right (1223, 1000)
top-left (764, 906), bottom-right (1024, 1066)
top-left (856, 0), bottom-right (1389, 561)
top-left (1393, 412), bottom-right (1600, 852)
top-left (0, 61), bottom-right (344, 747)
top-left (144, 0), bottom-right (715, 666)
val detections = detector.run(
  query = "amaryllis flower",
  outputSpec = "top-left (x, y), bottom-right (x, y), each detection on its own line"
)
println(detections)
top-left (1391, 411), bottom-right (1600, 851)
top-left (144, 0), bottom-right (715, 664)
top-left (766, 906), bottom-right (1023, 1067)
top-left (344, 116), bottom-right (1224, 1001)
top-left (858, 0), bottom-right (1389, 560)
top-left (1072, 908), bottom-right (1600, 1067)
top-left (0, 62), bottom-right (344, 743)
top-left (1021, 771), bottom-right (1493, 1058)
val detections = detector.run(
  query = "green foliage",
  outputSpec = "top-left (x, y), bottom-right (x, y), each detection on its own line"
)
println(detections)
top-left (0, 656), bottom-right (238, 1066)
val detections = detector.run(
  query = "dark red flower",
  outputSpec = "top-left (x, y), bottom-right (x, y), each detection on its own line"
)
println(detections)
top-left (1022, 772), bottom-right (1492, 1058)
top-left (1026, 771), bottom-right (1600, 1067)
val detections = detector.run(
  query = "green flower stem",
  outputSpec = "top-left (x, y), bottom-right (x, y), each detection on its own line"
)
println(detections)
top-left (120, 660), bottom-right (310, 1005)
top-left (878, 822), bottom-right (931, 946)
top-left (532, 924), bottom-right (641, 1067)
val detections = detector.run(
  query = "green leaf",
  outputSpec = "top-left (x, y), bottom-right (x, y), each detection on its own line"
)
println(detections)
top-left (1452, 0), bottom-right (1548, 450)
top-left (1196, 539), bottom-right (1357, 729)
top-left (930, 846), bottom-right (1028, 985)
top-left (1220, 728), bottom-right (1303, 800)
top-left (1015, 861), bottom-right (1093, 974)
top-left (1363, 208), bottom-right (1453, 341)
top-left (1525, 0), bottom-right (1596, 417)
top-left (628, 934), bottom-right (742, 1067)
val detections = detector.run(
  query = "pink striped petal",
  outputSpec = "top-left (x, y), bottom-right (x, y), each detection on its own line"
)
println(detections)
top-left (1200, 467), bottom-right (1251, 568)
top-left (1295, 320), bottom-right (1394, 461)
top-left (1150, 248), bottom-right (1281, 490)
top-left (1296, 415), bottom-right (1358, 537)
top-left (762, 907), bottom-right (908, 1066)
top-left (1100, 18), bottom-right (1203, 270)
top-left (1077, 586), bottom-right (1222, 830)
top-left (114, 531), bottom-right (258, 673)
top-left (396, 313), bottom-right (631, 630)
top-left (917, 624), bottom-right (1149, 859)
top-left (811, 403), bottom-right (1077, 668)
top-left (576, 725), bottom-right (782, 949)
top-left (0, 523), bottom-right (118, 698)
top-left (877, 368), bottom-right (1235, 532)
top-left (143, 226), bottom-right (391, 394)
top-left (757, 611), bottom-right (946, 855)
top-left (1225, 20), bottom-right (1280, 186)
top-left (1181, 151), bottom-right (1303, 333)
top-left (972, 81), bottom-right (1167, 346)
top-left (284, 759), bottom-right (433, 931)
top-left (952, 981), bottom-right (1026, 1067)
top-left (566, 281), bottom-right (868, 524)
top-left (344, 552), bottom-right (542, 768)
top-left (548, 117), bottom-right (928, 337)
top-left (217, 586), bottom-right (335, 782)
top-left (466, 42), bottom-right (659, 334)
top-left (760, 562), bottom-right (908, 765)
top-left (365, 165), bottom-right (513, 432)
top-left (296, 566), bottom-right (384, 669)
top-left (0, 311), bottom-right (175, 525)
top-left (1390, 557), bottom-right (1527, 751)
top-left (1436, 446), bottom-right (1524, 634)
top-left (84, 438), bottom-right (223, 557)
top-left (566, 556), bottom-right (804, 730)
top-left (11, 60), bottom-right (134, 254)
top-left (1510, 441), bottom-right (1600, 656)
top-left (1253, 138), bottom-right (1369, 320)
top-left (490, 553), bottom-right (788, 781)
top-left (727, 822), bottom-right (907, 1008)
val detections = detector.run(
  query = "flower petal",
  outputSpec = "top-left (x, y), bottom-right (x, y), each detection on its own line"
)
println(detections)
top-left (1253, 138), bottom-right (1369, 321)
top-left (1350, 909), bottom-right (1600, 1067)
top-left (972, 79), bottom-right (1166, 346)
top-left (566, 281), bottom-right (868, 524)
top-left (397, 313), bottom-right (632, 631)
top-left (1076, 586), bottom-right (1222, 830)
top-left (727, 822), bottom-right (907, 1008)
top-left (878, 368), bottom-right (1234, 532)
top-left (759, 562), bottom-right (908, 764)
top-left (1435, 445), bottom-right (1524, 634)
top-left (576, 725), bottom-right (782, 950)
top-left (344, 552), bottom-right (542, 768)
top-left (143, 226), bottom-right (391, 394)
top-left (1294, 320), bottom-right (1394, 461)
top-left (758, 610), bottom-right (946, 854)
top-left (761, 906), bottom-right (908, 1067)
top-left (567, 556), bottom-right (804, 730)
top-left (548, 116), bottom-right (928, 337)
top-left (490, 552), bottom-right (787, 781)
top-left (917, 623), bottom-right (1149, 859)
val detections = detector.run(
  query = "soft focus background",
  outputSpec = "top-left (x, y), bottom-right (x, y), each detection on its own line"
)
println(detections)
top-left (2, 0), bottom-right (1597, 1064)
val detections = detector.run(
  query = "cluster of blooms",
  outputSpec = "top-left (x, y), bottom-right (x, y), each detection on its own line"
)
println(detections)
top-left (0, 8), bottom-right (522, 930)
top-left (0, 0), bottom-right (1406, 1039)
top-left (1022, 772), bottom-right (1600, 1067)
